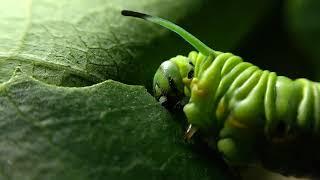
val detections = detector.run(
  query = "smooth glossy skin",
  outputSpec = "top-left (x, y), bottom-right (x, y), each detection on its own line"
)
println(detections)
top-left (153, 56), bottom-right (194, 108)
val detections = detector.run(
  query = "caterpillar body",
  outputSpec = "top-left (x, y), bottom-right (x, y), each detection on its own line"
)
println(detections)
top-left (122, 10), bottom-right (320, 177)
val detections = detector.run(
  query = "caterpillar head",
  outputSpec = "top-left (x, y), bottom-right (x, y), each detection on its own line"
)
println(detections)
top-left (153, 56), bottom-right (194, 108)
top-left (121, 10), bottom-right (216, 105)
top-left (122, 10), bottom-right (217, 138)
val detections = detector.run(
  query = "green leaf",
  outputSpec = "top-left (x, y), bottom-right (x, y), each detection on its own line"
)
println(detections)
top-left (0, 71), bottom-right (232, 180)
top-left (0, 0), bottom-right (203, 87)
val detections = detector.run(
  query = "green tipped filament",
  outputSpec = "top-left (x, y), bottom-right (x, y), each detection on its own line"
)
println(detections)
top-left (121, 10), bottom-right (217, 56)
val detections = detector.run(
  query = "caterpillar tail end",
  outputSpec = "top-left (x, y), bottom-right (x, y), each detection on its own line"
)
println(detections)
top-left (184, 124), bottom-right (198, 140)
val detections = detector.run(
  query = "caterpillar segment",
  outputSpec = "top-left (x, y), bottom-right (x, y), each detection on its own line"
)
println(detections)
top-left (182, 51), bottom-right (320, 165)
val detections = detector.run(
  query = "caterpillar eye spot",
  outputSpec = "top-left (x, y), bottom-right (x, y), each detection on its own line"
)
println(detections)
top-left (188, 70), bottom-right (194, 79)
top-left (169, 77), bottom-right (174, 86)
top-left (168, 77), bottom-right (177, 91)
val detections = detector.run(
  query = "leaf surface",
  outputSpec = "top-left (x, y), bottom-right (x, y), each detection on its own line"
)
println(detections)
top-left (0, 72), bottom-right (232, 180)
top-left (0, 0), bottom-right (202, 86)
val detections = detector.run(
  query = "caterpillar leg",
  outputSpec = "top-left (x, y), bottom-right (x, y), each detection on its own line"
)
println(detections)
top-left (217, 138), bottom-right (240, 163)
top-left (217, 119), bottom-right (258, 165)
top-left (184, 124), bottom-right (198, 140)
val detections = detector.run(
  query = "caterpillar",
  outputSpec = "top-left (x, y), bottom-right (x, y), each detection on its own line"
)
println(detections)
top-left (122, 10), bottom-right (320, 178)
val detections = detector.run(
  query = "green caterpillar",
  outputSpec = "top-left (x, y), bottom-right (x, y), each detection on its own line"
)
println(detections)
top-left (122, 10), bottom-right (320, 177)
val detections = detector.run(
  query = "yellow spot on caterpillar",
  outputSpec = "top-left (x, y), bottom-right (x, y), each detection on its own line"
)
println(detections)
top-left (191, 78), bottom-right (199, 86)
top-left (183, 77), bottom-right (191, 85)
top-left (217, 100), bottom-right (226, 116)
top-left (192, 85), bottom-right (207, 96)
top-left (196, 89), bottom-right (206, 96)
top-left (227, 116), bottom-right (248, 129)
top-left (190, 78), bottom-right (208, 96)
top-left (216, 101), bottom-right (227, 125)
